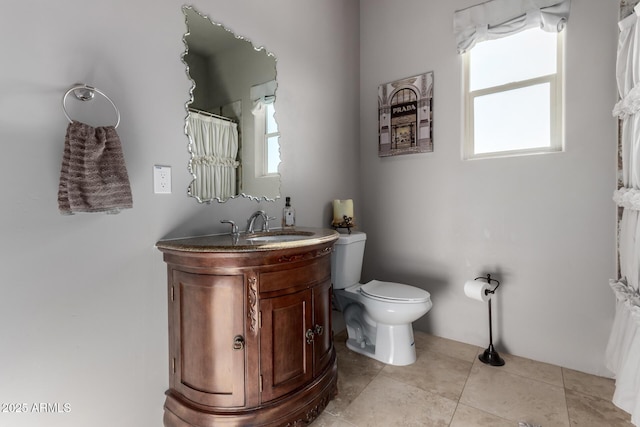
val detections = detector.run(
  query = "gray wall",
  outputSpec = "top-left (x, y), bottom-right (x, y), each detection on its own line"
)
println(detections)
top-left (0, 1), bottom-right (360, 426)
top-left (0, 0), bottom-right (622, 425)
top-left (359, 0), bottom-right (619, 377)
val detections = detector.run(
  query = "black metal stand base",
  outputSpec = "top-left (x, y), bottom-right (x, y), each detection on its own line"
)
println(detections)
top-left (332, 215), bottom-right (354, 234)
top-left (332, 225), bottom-right (353, 234)
top-left (478, 344), bottom-right (505, 366)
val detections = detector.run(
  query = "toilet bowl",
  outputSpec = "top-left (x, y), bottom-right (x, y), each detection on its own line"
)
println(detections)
top-left (331, 232), bottom-right (432, 366)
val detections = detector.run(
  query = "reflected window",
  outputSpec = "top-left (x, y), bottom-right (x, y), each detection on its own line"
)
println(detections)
top-left (250, 79), bottom-right (279, 179)
top-left (265, 103), bottom-right (280, 175)
top-left (253, 98), bottom-right (280, 177)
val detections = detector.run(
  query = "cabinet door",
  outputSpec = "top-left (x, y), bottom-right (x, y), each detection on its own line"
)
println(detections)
top-left (260, 289), bottom-right (313, 403)
top-left (170, 270), bottom-right (245, 407)
top-left (313, 280), bottom-right (333, 375)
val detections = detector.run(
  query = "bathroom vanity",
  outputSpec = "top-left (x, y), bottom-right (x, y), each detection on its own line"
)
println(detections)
top-left (156, 228), bottom-right (339, 426)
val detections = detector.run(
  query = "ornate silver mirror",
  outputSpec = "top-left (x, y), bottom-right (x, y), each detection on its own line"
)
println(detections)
top-left (182, 5), bottom-right (280, 203)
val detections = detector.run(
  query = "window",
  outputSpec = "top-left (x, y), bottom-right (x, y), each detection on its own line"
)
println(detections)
top-left (253, 100), bottom-right (280, 177)
top-left (250, 80), bottom-right (279, 178)
top-left (264, 102), bottom-right (280, 175)
top-left (463, 27), bottom-right (564, 159)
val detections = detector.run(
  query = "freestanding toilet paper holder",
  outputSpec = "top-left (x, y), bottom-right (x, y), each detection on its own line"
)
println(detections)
top-left (475, 274), bottom-right (505, 367)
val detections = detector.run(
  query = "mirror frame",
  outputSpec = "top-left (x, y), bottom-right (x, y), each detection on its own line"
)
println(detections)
top-left (181, 5), bottom-right (281, 203)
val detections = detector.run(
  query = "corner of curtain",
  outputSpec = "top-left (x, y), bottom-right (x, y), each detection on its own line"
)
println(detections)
top-left (453, 0), bottom-right (571, 54)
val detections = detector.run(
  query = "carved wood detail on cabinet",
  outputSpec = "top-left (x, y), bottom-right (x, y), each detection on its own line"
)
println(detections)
top-left (248, 274), bottom-right (259, 335)
top-left (158, 238), bottom-right (338, 427)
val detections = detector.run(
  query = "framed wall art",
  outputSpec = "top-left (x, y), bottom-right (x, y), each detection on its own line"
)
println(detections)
top-left (378, 71), bottom-right (434, 157)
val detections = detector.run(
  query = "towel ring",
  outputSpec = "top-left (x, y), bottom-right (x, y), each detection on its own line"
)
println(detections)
top-left (62, 84), bottom-right (121, 128)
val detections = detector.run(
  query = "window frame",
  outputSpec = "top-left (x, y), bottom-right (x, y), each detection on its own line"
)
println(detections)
top-left (254, 101), bottom-right (280, 178)
top-left (463, 29), bottom-right (565, 160)
top-left (263, 102), bottom-right (280, 176)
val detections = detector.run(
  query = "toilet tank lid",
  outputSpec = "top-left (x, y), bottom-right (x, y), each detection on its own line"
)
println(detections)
top-left (335, 231), bottom-right (366, 245)
top-left (360, 280), bottom-right (431, 303)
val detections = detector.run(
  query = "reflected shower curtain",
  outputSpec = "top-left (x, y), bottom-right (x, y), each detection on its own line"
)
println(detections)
top-left (607, 4), bottom-right (640, 425)
top-left (187, 112), bottom-right (239, 201)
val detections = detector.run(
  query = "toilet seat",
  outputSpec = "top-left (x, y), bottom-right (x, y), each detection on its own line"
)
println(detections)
top-left (359, 280), bottom-right (431, 304)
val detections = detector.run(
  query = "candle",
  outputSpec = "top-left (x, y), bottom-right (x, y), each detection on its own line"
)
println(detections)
top-left (332, 199), bottom-right (354, 226)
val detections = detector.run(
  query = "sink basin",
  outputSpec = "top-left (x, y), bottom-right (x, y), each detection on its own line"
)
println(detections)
top-left (156, 227), bottom-right (338, 252)
top-left (243, 230), bottom-right (315, 243)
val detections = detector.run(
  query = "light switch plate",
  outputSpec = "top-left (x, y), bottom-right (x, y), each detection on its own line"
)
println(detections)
top-left (153, 165), bottom-right (171, 194)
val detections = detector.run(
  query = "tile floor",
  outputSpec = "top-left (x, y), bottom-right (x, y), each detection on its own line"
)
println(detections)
top-left (312, 330), bottom-right (634, 427)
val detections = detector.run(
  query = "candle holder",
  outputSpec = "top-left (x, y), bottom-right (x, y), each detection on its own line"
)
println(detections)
top-left (332, 215), bottom-right (354, 234)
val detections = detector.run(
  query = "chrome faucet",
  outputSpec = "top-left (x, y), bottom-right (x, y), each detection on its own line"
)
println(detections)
top-left (246, 210), bottom-right (270, 233)
top-left (220, 219), bottom-right (239, 237)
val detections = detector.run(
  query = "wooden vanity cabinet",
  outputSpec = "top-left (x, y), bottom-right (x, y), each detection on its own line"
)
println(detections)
top-left (260, 279), bottom-right (333, 403)
top-left (168, 270), bottom-right (247, 408)
top-left (158, 238), bottom-right (338, 427)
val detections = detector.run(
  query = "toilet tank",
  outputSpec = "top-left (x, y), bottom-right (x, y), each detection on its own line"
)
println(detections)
top-left (331, 231), bottom-right (367, 289)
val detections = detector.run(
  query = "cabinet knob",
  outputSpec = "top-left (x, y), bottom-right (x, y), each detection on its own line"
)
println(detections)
top-left (314, 324), bottom-right (324, 336)
top-left (305, 329), bottom-right (315, 344)
top-left (233, 335), bottom-right (245, 350)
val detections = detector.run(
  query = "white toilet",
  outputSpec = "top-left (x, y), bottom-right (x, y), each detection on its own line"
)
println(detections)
top-left (331, 231), bottom-right (432, 366)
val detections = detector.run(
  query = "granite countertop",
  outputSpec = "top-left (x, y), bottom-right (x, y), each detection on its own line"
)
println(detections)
top-left (156, 227), bottom-right (339, 253)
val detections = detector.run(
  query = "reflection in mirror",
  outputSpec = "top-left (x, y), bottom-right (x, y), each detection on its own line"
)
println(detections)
top-left (182, 5), bottom-right (281, 203)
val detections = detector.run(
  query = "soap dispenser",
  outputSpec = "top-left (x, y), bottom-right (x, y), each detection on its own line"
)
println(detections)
top-left (282, 196), bottom-right (296, 228)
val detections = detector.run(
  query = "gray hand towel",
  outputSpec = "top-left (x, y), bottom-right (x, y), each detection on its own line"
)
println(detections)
top-left (58, 120), bottom-right (133, 214)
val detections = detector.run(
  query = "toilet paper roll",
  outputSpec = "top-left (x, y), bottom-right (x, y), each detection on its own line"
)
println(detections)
top-left (464, 280), bottom-right (492, 302)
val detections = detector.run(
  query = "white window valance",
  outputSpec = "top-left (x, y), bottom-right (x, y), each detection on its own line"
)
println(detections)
top-left (250, 80), bottom-right (277, 102)
top-left (454, 0), bottom-right (571, 53)
top-left (250, 80), bottom-right (277, 115)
